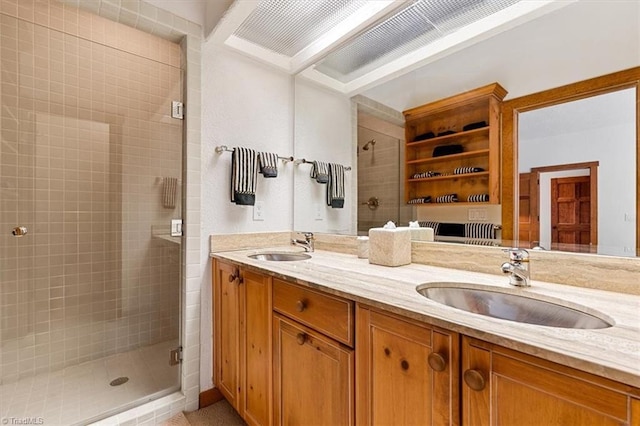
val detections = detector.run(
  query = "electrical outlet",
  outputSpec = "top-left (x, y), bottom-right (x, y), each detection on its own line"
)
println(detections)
top-left (253, 201), bottom-right (265, 221)
top-left (468, 208), bottom-right (488, 221)
top-left (315, 204), bottom-right (323, 221)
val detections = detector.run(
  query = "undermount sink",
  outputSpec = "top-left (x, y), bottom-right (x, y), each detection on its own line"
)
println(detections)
top-left (416, 283), bottom-right (613, 329)
top-left (248, 252), bottom-right (311, 261)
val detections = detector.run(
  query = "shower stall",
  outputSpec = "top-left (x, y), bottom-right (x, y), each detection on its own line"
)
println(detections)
top-left (357, 114), bottom-right (412, 235)
top-left (1, 2), bottom-right (183, 424)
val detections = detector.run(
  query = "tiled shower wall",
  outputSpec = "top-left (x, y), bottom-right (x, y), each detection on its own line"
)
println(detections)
top-left (0, 0), bottom-right (182, 384)
top-left (357, 112), bottom-right (412, 234)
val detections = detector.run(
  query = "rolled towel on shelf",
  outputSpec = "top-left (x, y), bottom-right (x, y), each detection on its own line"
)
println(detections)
top-left (412, 171), bottom-right (441, 179)
top-left (327, 163), bottom-right (345, 208)
top-left (408, 196), bottom-right (431, 204)
top-left (467, 193), bottom-right (489, 202)
top-left (258, 152), bottom-right (279, 178)
top-left (453, 167), bottom-right (484, 175)
top-left (419, 221), bottom-right (440, 235)
top-left (435, 194), bottom-right (458, 203)
top-left (413, 131), bottom-right (435, 142)
top-left (162, 177), bottom-right (178, 209)
top-left (432, 144), bottom-right (463, 157)
top-left (310, 161), bottom-right (329, 183)
top-left (465, 222), bottom-right (497, 239)
top-left (231, 147), bottom-right (258, 206)
top-left (462, 121), bottom-right (487, 131)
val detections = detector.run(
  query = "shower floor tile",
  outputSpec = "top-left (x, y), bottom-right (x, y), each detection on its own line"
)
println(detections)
top-left (0, 339), bottom-right (179, 426)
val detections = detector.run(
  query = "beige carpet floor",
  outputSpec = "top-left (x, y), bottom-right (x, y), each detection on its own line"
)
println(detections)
top-left (163, 399), bottom-right (246, 425)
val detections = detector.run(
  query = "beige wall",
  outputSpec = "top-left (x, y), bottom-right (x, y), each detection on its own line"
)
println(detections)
top-left (0, 1), bottom-right (182, 384)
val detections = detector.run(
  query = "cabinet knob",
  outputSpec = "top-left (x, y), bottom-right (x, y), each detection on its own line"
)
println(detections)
top-left (463, 369), bottom-right (486, 391)
top-left (428, 352), bottom-right (447, 372)
top-left (296, 333), bottom-right (307, 345)
top-left (228, 269), bottom-right (243, 284)
top-left (295, 300), bottom-right (306, 312)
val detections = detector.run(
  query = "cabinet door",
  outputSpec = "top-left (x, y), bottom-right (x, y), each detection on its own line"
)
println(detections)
top-left (213, 260), bottom-right (241, 409)
top-left (242, 270), bottom-right (272, 426)
top-left (356, 305), bottom-right (459, 426)
top-left (273, 313), bottom-right (354, 426)
top-left (462, 336), bottom-right (634, 426)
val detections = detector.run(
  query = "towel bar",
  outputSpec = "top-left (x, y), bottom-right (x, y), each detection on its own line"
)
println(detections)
top-left (214, 145), bottom-right (293, 162)
top-left (294, 158), bottom-right (352, 171)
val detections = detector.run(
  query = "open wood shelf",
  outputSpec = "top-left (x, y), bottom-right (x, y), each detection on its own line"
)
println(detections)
top-left (406, 126), bottom-right (489, 147)
top-left (408, 170), bottom-right (489, 183)
top-left (407, 149), bottom-right (490, 165)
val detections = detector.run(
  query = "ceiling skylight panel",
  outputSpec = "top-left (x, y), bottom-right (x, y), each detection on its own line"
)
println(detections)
top-left (314, 0), bottom-right (523, 83)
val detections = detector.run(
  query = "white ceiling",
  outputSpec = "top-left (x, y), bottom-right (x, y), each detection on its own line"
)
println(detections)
top-left (362, 0), bottom-right (640, 111)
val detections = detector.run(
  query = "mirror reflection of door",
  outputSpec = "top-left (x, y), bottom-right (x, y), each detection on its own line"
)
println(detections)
top-left (550, 175), bottom-right (594, 253)
top-left (518, 87), bottom-right (636, 257)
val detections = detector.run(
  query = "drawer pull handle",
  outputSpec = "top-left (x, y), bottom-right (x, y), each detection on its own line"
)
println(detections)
top-left (296, 333), bottom-right (307, 345)
top-left (463, 369), bottom-right (486, 391)
top-left (295, 300), bottom-right (306, 312)
top-left (428, 352), bottom-right (447, 372)
top-left (228, 270), bottom-right (238, 282)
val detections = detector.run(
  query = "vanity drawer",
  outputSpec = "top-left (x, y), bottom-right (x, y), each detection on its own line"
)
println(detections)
top-left (273, 279), bottom-right (354, 347)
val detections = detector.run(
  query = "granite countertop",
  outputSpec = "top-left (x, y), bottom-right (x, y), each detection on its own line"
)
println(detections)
top-left (211, 247), bottom-right (640, 388)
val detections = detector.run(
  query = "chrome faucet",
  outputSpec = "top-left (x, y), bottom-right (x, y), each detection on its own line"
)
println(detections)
top-left (292, 232), bottom-right (315, 252)
top-left (501, 248), bottom-right (530, 287)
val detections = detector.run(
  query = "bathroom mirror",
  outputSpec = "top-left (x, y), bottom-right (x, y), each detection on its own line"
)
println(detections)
top-left (292, 0), bottom-right (640, 257)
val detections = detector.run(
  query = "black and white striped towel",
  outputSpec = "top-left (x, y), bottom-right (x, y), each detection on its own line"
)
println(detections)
top-left (411, 171), bottom-right (441, 179)
top-left (464, 222), bottom-right (496, 239)
top-left (258, 152), bottom-right (278, 178)
top-left (453, 167), bottom-right (484, 175)
top-left (467, 193), bottom-right (489, 202)
top-left (419, 221), bottom-right (440, 235)
top-left (231, 147), bottom-right (258, 206)
top-left (327, 163), bottom-right (345, 208)
top-left (408, 196), bottom-right (431, 204)
top-left (310, 161), bottom-right (329, 184)
top-left (435, 194), bottom-right (458, 203)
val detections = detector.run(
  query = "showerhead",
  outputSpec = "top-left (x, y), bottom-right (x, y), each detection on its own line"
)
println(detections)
top-left (362, 139), bottom-right (376, 151)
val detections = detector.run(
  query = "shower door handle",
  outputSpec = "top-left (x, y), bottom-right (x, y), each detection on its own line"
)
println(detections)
top-left (12, 226), bottom-right (28, 236)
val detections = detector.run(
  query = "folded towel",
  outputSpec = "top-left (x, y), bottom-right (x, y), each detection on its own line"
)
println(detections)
top-left (432, 144), bottom-right (463, 157)
top-left (465, 222), bottom-right (496, 239)
top-left (162, 177), bottom-right (178, 209)
top-left (258, 152), bottom-right (278, 178)
top-left (435, 194), bottom-right (458, 203)
top-left (310, 161), bottom-right (329, 183)
top-left (327, 163), bottom-right (345, 208)
top-left (231, 147), bottom-right (258, 206)
top-left (413, 131), bottom-right (435, 142)
top-left (467, 193), bottom-right (489, 202)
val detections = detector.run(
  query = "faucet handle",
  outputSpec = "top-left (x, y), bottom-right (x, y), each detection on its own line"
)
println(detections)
top-left (303, 232), bottom-right (314, 240)
top-left (503, 248), bottom-right (529, 262)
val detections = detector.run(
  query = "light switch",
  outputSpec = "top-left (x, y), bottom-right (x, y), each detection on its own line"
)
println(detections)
top-left (468, 208), bottom-right (488, 221)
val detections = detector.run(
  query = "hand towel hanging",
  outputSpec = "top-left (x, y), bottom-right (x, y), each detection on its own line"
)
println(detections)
top-left (231, 147), bottom-right (258, 206)
top-left (258, 152), bottom-right (278, 178)
top-left (310, 161), bottom-right (329, 183)
top-left (327, 163), bottom-right (345, 208)
top-left (162, 177), bottom-right (178, 209)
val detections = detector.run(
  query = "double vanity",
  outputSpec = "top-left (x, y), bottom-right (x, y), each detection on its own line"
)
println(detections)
top-left (211, 237), bottom-right (640, 425)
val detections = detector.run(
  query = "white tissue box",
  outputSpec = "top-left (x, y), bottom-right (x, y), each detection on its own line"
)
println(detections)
top-left (368, 228), bottom-right (411, 267)
top-left (401, 227), bottom-right (435, 242)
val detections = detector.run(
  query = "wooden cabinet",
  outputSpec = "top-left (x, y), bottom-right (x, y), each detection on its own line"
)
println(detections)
top-left (272, 279), bottom-right (355, 425)
top-left (356, 305), bottom-right (459, 425)
top-left (213, 260), bottom-right (272, 426)
top-left (403, 83), bottom-right (507, 205)
top-left (461, 335), bottom-right (640, 426)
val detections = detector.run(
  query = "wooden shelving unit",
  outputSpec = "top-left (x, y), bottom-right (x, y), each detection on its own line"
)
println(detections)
top-left (403, 83), bottom-right (507, 205)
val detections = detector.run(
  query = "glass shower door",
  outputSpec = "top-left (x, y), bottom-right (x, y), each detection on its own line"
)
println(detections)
top-left (1, 10), bottom-right (183, 424)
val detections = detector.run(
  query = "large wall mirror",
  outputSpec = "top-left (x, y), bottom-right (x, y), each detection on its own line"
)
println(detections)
top-left (292, 0), bottom-right (639, 258)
